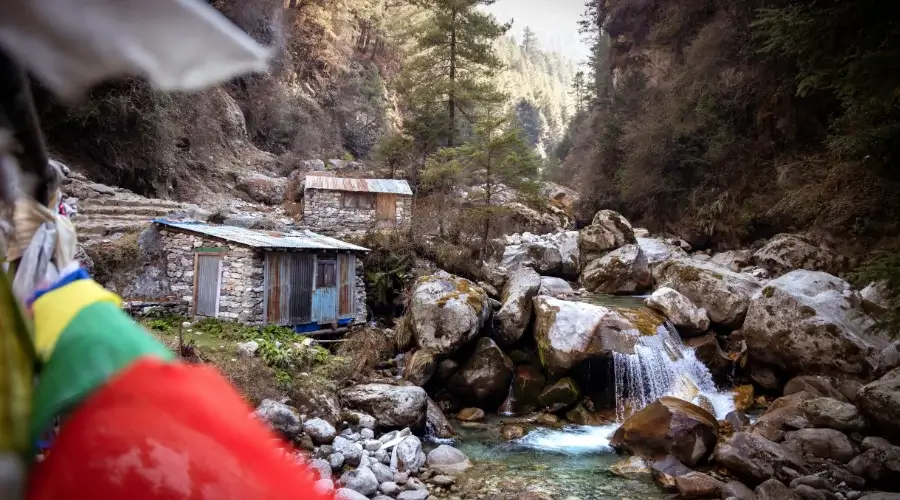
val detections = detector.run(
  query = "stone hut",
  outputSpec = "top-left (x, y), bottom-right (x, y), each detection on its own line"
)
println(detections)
top-left (302, 176), bottom-right (413, 236)
top-left (155, 220), bottom-right (368, 330)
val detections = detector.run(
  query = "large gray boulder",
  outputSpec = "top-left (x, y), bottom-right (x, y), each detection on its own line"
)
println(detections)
top-left (500, 241), bottom-right (564, 276)
top-left (713, 432), bottom-right (806, 486)
top-left (645, 286), bottom-right (710, 336)
top-left (579, 210), bottom-right (636, 262)
top-left (753, 234), bottom-right (842, 277)
top-left (448, 337), bottom-right (514, 406)
top-left (799, 397), bottom-right (868, 433)
top-left (637, 237), bottom-right (688, 279)
top-left (532, 296), bottom-right (641, 377)
top-left (409, 274), bottom-right (491, 357)
top-left (426, 445), bottom-right (472, 475)
top-left (393, 435), bottom-right (425, 472)
top-left (857, 367), bottom-right (900, 439)
top-left (538, 276), bottom-right (575, 297)
top-left (339, 384), bottom-right (427, 430)
top-left (846, 442), bottom-right (900, 492)
top-left (340, 466), bottom-right (379, 496)
top-left (302, 418), bottom-right (337, 445)
top-left (656, 258), bottom-right (762, 327)
top-left (236, 173), bottom-right (286, 205)
top-left (556, 230), bottom-right (581, 278)
top-left (253, 399), bottom-right (301, 438)
top-left (783, 428), bottom-right (857, 463)
top-left (743, 270), bottom-right (889, 380)
top-left (710, 250), bottom-right (753, 272)
top-left (426, 397), bottom-right (456, 439)
top-left (495, 268), bottom-right (541, 346)
top-left (580, 244), bottom-right (652, 294)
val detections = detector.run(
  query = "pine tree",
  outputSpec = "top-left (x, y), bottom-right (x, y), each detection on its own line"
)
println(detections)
top-left (521, 26), bottom-right (539, 55)
top-left (403, 0), bottom-right (510, 148)
top-left (571, 71), bottom-right (587, 113)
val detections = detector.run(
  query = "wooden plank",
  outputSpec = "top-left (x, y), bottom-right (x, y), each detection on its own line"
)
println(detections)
top-left (338, 254), bottom-right (353, 317)
top-left (375, 193), bottom-right (396, 223)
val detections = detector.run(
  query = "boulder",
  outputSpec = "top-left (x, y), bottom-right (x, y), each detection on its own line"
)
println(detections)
top-left (511, 365), bottom-right (546, 410)
top-left (684, 334), bottom-right (734, 378)
top-left (335, 488), bottom-right (370, 500)
top-left (434, 359), bottom-right (459, 384)
top-left (409, 274), bottom-right (491, 357)
top-left (393, 436), bottom-right (425, 473)
top-left (726, 411), bottom-right (752, 433)
top-left (448, 337), bottom-right (514, 406)
top-left (500, 241), bottom-right (564, 276)
top-left (580, 244), bottom-right (652, 294)
top-left (538, 276), bottom-right (575, 297)
top-left (711, 250), bottom-right (754, 272)
top-left (609, 456), bottom-right (652, 481)
top-left (755, 478), bottom-right (801, 500)
top-left (302, 418), bottom-right (337, 446)
top-left (501, 424), bottom-right (526, 440)
top-left (495, 268), bottom-right (541, 346)
top-left (340, 467), bottom-right (379, 496)
top-left (800, 397), bottom-right (868, 433)
top-left (339, 384), bottom-right (427, 430)
top-left (332, 436), bottom-right (364, 467)
top-left (675, 472), bottom-right (725, 498)
top-left (645, 286), bottom-right (710, 336)
top-left (847, 445), bottom-right (900, 492)
top-left (343, 410), bottom-right (377, 431)
top-left (533, 296), bottom-right (642, 377)
top-left (426, 397), bottom-right (457, 439)
top-left (857, 367), bottom-right (900, 439)
top-left (556, 231), bottom-right (581, 278)
top-left (236, 173), bottom-right (286, 205)
top-left (314, 479), bottom-right (334, 496)
top-left (753, 234), bottom-right (842, 277)
top-left (751, 391), bottom-right (814, 442)
top-left (237, 340), bottom-right (259, 357)
top-left (578, 210), bottom-right (636, 262)
top-left (566, 403), bottom-right (614, 426)
top-left (536, 377), bottom-right (580, 411)
top-left (861, 280), bottom-right (891, 311)
top-left (722, 480), bottom-right (756, 500)
top-left (656, 258), bottom-right (763, 327)
top-left (784, 376), bottom-right (849, 402)
top-left (783, 428), bottom-right (857, 463)
top-left (649, 455), bottom-right (692, 491)
top-left (637, 237), bottom-right (688, 279)
top-left (743, 270), bottom-right (888, 380)
top-left (309, 458), bottom-right (332, 480)
top-left (253, 399), bottom-right (301, 438)
top-left (610, 397), bottom-right (719, 467)
top-left (456, 408), bottom-right (485, 422)
top-left (713, 432), bottom-right (806, 486)
top-left (404, 350), bottom-right (436, 386)
top-left (734, 385), bottom-right (755, 413)
top-left (426, 445), bottom-right (472, 476)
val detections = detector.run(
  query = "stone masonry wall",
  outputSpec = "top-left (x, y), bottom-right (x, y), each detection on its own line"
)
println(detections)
top-left (303, 189), bottom-right (412, 237)
top-left (355, 259), bottom-right (367, 324)
top-left (160, 229), bottom-right (265, 324)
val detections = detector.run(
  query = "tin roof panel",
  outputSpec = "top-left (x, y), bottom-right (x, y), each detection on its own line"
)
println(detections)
top-left (153, 220), bottom-right (369, 251)
top-left (305, 176), bottom-right (413, 195)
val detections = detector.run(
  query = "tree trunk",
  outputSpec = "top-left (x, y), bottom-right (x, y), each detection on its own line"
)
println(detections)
top-left (448, 7), bottom-right (458, 148)
top-left (482, 155), bottom-right (492, 254)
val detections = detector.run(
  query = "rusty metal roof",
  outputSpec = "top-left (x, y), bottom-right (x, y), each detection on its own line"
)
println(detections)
top-left (153, 220), bottom-right (369, 252)
top-left (305, 176), bottom-right (413, 195)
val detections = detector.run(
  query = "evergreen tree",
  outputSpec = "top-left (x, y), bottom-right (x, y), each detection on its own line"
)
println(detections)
top-left (514, 99), bottom-right (543, 147)
top-left (521, 26), bottom-right (539, 55)
top-left (571, 71), bottom-right (587, 113)
top-left (403, 0), bottom-right (510, 148)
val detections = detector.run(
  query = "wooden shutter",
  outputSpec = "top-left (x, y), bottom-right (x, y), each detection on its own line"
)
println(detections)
top-left (376, 193), bottom-right (396, 223)
top-left (338, 254), bottom-right (355, 317)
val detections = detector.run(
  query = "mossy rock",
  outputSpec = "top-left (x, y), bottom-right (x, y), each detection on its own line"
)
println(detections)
top-left (537, 377), bottom-right (581, 411)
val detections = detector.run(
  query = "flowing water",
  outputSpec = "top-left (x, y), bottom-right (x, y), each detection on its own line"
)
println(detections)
top-left (443, 294), bottom-right (735, 499)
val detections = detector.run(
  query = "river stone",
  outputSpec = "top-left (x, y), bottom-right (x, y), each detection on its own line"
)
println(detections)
top-left (448, 337), bottom-right (514, 406)
top-left (335, 487), bottom-right (369, 500)
top-left (379, 481), bottom-right (400, 495)
top-left (500, 241), bottom-right (564, 276)
top-left (404, 349), bottom-right (437, 386)
top-left (733, 385), bottom-right (755, 412)
top-left (578, 209), bottom-right (636, 262)
top-left (753, 234), bottom-right (842, 277)
top-left (426, 397), bottom-right (457, 439)
top-left (649, 455), bottom-right (691, 490)
top-left (684, 334), bottom-right (734, 378)
top-left (340, 466), bottom-right (379, 496)
top-left (332, 436), bottom-right (364, 467)
top-left (370, 462), bottom-right (393, 483)
top-left (675, 471), bottom-right (725, 498)
top-left (406, 477), bottom-right (426, 490)
top-left (394, 435), bottom-right (425, 472)
top-left (360, 428), bottom-right (375, 440)
top-left (501, 424), bottom-right (526, 440)
top-left (339, 384), bottom-right (427, 430)
top-left (645, 286), bottom-right (710, 336)
top-left (314, 478), bottom-right (334, 495)
top-left (580, 244), bottom-right (652, 295)
top-left (329, 452), bottom-right (344, 470)
top-left (713, 432), bottom-right (807, 486)
top-left (253, 399), bottom-right (301, 438)
top-left (431, 474), bottom-right (456, 486)
top-left (857, 367), bottom-right (900, 439)
top-left (409, 274), bottom-right (491, 356)
top-left (539, 276), bottom-right (575, 297)
top-left (609, 456), bottom-right (652, 481)
top-left (743, 270), bottom-right (889, 380)
top-left (397, 490), bottom-right (429, 500)
top-left (426, 445), bottom-right (472, 475)
top-left (302, 418), bottom-right (337, 446)
top-left (533, 296), bottom-right (642, 377)
top-left (610, 397), bottom-right (719, 467)
top-left (655, 258), bottom-right (763, 327)
top-left (800, 397), bottom-right (868, 432)
top-left (722, 480), bottom-right (756, 500)
top-left (566, 402), bottom-right (613, 426)
top-left (512, 365), bottom-right (546, 410)
top-left (711, 250), bottom-right (754, 272)
top-left (755, 478), bottom-right (801, 500)
top-left (846, 441), bottom-right (900, 491)
top-left (236, 340), bottom-right (259, 357)
top-left (536, 377), bottom-right (580, 411)
top-left (783, 428), bottom-right (857, 463)
top-left (495, 268), bottom-right (541, 346)
top-left (637, 237), bottom-right (688, 279)
top-left (309, 458), bottom-right (332, 480)
top-left (726, 411), bottom-right (752, 433)
top-left (456, 407), bottom-right (485, 422)
top-left (751, 391), bottom-right (814, 442)
top-left (784, 376), bottom-right (848, 401)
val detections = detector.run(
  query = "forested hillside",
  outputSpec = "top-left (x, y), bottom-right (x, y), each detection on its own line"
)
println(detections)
top-left (559, 0), bottom-right (900, 264)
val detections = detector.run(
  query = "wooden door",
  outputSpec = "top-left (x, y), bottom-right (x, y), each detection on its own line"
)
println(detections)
top-left (375, 193), bottom-right (396, 227)
top-left (312, 258), bottom-right (338, 324)
top-left (194, 254), bottom-right (222, 318)
top-left (338, 254), bottom-right (355, 318)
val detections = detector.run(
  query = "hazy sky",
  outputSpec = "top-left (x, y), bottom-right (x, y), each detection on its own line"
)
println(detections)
top-left (484, 0), bottom-right (591, 63)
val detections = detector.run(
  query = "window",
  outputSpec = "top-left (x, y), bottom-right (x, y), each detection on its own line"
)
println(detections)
top-left (316, 260), bottom-right (336, 287)
top-left (342, 192), bottom-right (375, 209)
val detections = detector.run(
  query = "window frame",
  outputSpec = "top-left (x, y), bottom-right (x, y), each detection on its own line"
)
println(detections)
top-left (316, 260), bottom-right (337, 288)
top-left (341, 192), bottom-right (375, 210)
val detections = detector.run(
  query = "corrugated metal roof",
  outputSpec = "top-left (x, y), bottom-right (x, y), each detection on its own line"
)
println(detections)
top-left (154, 220), bottom-right (369, 252)
top-left (305, 176), bottom-right (413, 195)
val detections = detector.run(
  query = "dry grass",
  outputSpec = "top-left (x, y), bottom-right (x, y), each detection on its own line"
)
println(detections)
top-left (84, 231), bottom-right (141, 285)
top-left (336, 327), bottom-right (396, 378)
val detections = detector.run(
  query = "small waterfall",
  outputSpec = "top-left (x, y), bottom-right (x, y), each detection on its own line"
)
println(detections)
top-left (612, 321), bottom-right (734, 420)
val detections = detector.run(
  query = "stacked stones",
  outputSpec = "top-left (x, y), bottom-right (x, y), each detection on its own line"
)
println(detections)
top-left (302, 189), bottom-right (412, 238)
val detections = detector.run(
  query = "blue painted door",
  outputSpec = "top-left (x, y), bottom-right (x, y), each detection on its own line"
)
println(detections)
top-left (312, 258), bottom-right (338, 325)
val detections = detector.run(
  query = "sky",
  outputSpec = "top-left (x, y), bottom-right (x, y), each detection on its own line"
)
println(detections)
top-left (484, 0), bottom-right (591, 63)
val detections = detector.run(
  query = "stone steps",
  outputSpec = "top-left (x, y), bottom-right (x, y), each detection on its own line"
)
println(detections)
top-left (78, 204), bottom-right (177, 218)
